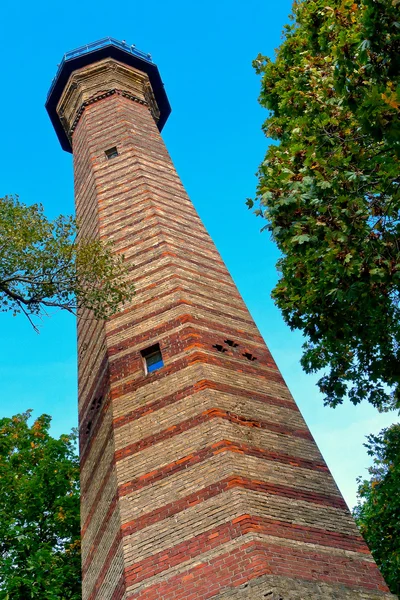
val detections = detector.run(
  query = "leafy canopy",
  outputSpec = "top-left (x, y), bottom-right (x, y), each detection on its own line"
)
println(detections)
top-left (0, 412), bottom-right (81, 600)
top-left (252, 0), bottom-right (400, 410)
top-left (353, 423), bottom-right (400, 595)
top-left (0, 195), bottom-right (133, 330)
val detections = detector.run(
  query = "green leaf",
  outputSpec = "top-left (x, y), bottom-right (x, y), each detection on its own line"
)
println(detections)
top-left (293, 234), bottom-right (311, 244)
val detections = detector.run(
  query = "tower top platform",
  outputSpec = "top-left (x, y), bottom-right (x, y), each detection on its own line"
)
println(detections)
top-left (46, 37), bottom-right (171, 152)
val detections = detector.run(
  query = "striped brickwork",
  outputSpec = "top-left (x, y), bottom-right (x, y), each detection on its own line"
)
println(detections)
top-left (65, 60), bottom-right (395, 599)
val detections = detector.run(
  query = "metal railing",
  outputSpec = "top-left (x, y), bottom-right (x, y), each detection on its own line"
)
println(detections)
top-left (47, 37), bottom-right (152, 100)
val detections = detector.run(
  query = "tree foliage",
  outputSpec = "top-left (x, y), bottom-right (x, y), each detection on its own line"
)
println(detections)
top-left (252, 0), bottom-right (400, 410)
top-left (353, 423), bottom-right (400, 595)
top-left (0, 195), bottom-right (133, 330)
top-left (0, 412), bottom-right (81, 600)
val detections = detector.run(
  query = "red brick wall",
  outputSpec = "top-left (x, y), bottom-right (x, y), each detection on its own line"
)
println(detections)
top-left (71, 82), bottom-right (392, 600)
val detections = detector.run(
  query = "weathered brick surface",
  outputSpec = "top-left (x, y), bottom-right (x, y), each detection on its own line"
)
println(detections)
top-left (124, 538), bottom-right (390, 599)
top-left (58, 58), bottom-right (397, 599)
top-left (206, 574), bottom-right (395, 600)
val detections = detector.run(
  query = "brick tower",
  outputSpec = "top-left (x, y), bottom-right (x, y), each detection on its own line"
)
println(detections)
top-left (46, 39), bottom-right (395, 600)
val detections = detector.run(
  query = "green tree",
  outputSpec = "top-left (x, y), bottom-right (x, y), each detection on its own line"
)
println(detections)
top-left (0, 411), bottom-right (80, 600)
top-left (0, 195), bottom-right (133, 330)
top-left (251, 0), bottom-right (400, 410)
top-left (353, 423), bottom-right (400, 595)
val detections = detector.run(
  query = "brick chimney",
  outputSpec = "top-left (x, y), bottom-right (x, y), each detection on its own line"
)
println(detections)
top-left (46, 38), bottom-right (395, 600)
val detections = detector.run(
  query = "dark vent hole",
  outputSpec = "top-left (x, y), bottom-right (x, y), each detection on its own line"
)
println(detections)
top-left (213, 344), bottom-right (227, 353)
top-left (105, 146), bottom-right (119, 160)
top-left (224, 339), bottom-right (238, 348)
top-left (243, 352), bottom-right (257, 361)
top-left (89, 396), bottom-right (103, 412)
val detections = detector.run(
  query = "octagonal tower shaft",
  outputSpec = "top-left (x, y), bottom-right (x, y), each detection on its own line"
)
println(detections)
top-left (48, 41), bottom-right (395, 600)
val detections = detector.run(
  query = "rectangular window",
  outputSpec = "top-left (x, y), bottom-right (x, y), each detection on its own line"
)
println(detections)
top-left (105, 146), bottom-right (119, 159)
top-left (141, 343), bottom-right (164, 374)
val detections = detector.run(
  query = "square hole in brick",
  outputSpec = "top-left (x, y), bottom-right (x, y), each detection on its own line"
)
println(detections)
top-left (105, 146), bottom-right (119, 160)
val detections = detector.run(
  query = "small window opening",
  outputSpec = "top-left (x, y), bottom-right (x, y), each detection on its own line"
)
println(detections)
top-left (224, 339), bottom-right (238, 348)
top-left (141, 343), bottom-right (164, 374)
top-left (213, 344), bottom-right (227, 353)
top-left (243, 352), bottom-right (257, 361)
top-left (105, 146), bottom-right (119, 160)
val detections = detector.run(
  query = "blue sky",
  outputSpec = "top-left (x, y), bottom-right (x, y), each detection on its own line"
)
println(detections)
top-left (0, 0), bottom-right (396, 508)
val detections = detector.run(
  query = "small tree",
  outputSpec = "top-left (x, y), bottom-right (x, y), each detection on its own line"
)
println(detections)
top-left (0, 195), bottom-right (133, 330)
top-left (354, 423), bottom-right (400, 595)
top-left (0, 411), bottom-right (81, 599)
top-left (251, 0), bottom-right (400, 410)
